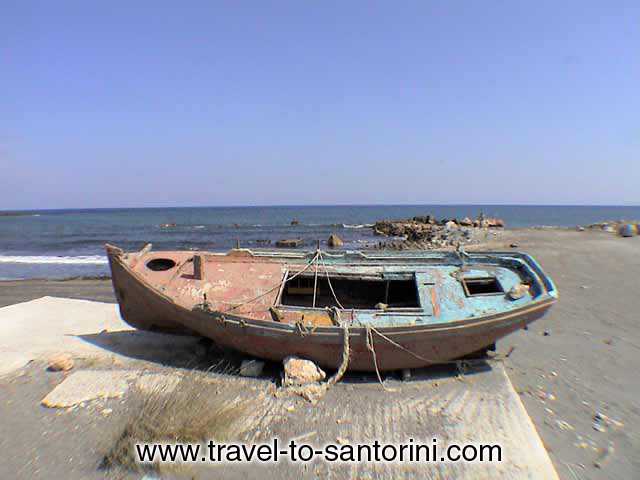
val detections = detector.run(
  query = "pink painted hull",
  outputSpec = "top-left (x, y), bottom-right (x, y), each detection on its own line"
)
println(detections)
top-left (107, 246), bottom-right (555, 371)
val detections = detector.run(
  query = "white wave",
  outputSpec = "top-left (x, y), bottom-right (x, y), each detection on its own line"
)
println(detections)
top-left (193, 225), bottom-right (205, 229)
top-left (0, 255), bottom-right (108, 265)
top-left (342, 223), bottom-right (374, 229)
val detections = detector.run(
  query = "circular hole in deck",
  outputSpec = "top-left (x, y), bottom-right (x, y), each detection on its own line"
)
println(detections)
top-left (146, 258), bottom-right (177, 271)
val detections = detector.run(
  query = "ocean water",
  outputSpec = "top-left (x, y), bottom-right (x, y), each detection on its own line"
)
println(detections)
top-left (1, 205), bottom-right (638, 280)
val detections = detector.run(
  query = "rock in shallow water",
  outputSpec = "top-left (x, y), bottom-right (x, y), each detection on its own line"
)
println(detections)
top-left (327, 233), bottom-right (344, 248)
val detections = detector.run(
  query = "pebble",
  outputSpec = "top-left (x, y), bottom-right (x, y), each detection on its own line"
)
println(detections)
top-left (556, 420), bottom-right (574, 431)
top-left (47, 353), bottom-right (74, 372)
top-left (594, 445), bottom-right (614, 469)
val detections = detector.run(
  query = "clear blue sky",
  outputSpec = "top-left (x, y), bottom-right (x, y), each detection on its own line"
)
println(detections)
top-left (2, 1), bottom-right (638, 209)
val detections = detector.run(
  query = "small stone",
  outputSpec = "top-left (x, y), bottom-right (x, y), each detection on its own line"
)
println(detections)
top-left (101, 408), bottom-right (113, 416)
top-left (594, 445), bottom-right (614, 469)
top-left (47, 353), bottom-right (74, 372)
top-left (239, 359), bottom-right (265, 377)
top-left (336, 437), bottom-right (348, 445)
top-left (593, 412), bottom-right (624, 431)
top-left (509, 243), bottom-right (519, 248)
top-left (543, 330), bottom-right (551, 336)
top-left (283, 357), bottom-right (326, 386)
top-left (401, 369), bottom-right (412, 381)
top-left (555, 420), bottom-right (574, 431)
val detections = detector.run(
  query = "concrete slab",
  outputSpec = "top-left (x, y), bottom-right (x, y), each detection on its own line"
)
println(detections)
top-left (0, 296), bottom-right (201, 376)
top-left (220, 363), bottom-right (560, 480)
top-left (41, 370), bottom-right (136, 408)
top-left (0, 297), bottom-right (558, 478)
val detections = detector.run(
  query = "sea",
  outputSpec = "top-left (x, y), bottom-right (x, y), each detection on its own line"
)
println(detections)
top-left (1, 205), bottom-right (639, 280)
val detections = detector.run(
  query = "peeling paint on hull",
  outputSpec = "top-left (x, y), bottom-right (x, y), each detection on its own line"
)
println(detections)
top-left (106, 245), bottom-right (557, 371)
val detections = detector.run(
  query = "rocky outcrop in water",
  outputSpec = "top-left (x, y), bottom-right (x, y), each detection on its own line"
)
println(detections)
top-left (327, 233), bottom-right (344, 248)
top-left (371, 214), bottom-right (504, 250)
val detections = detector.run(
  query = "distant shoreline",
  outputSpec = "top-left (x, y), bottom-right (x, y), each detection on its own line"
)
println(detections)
top-left (0, 211), bottom-right (33, 217)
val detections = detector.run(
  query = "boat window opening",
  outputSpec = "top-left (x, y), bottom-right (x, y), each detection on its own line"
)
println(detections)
top-left (463, 277), bottom-right (504, 296)
top-left (280, 274), bottom-right (420, 309)
top-left (146, 258), bottom-right (177, 271)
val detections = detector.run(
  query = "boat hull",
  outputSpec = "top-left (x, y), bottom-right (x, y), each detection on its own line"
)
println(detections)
top-left (107, 248), bottom-right (555, 371)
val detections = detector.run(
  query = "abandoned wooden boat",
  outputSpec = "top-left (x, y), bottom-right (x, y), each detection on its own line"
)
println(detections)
top-left (105, 244), bottom-right (557, 371)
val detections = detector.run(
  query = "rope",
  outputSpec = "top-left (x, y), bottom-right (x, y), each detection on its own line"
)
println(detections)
top-left (318, 250), bottom-right (344, 309)
top-left (365, 326), bottom-right (395, 391)
top-left (326, 308), bottom-right (350, 386)
top-left (312, 249), bottom-right (319, 308)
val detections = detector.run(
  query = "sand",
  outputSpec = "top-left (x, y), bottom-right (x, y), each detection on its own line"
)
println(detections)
top-left (0, 228), bottom-right (638, 479)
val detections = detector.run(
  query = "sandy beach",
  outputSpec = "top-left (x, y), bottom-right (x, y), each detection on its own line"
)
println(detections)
top-left (0, 228), bottom-right (638, 479)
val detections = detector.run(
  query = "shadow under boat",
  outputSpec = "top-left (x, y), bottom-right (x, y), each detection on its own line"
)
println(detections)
top-left (77, 329), bottom-right (493, 384)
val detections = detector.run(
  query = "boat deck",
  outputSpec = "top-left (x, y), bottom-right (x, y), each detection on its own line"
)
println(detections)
top-left (126, 248), bottom-right (553, 328)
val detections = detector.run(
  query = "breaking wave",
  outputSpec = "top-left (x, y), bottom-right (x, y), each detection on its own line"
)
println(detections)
top-left (342, 223), bottom-right (374, 229)
top-left (0, 255), bottom-right (108, 265)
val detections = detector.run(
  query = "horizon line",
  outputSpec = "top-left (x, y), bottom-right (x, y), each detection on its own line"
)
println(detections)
top-left (2, 202), bottom-right (640, 213)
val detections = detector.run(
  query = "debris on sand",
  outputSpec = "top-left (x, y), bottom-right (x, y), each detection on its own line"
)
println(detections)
top-left (283, 357), bottom-right (326, 386)
top-left (280, 383), bottom-right (327, 404)
top-left (102, 370), bottom-right (250, 473)
top-left (135, 373), bottom-right (181, 395)
top-left (47, 353), bottom-right (75, 372)
top-left (592, 411), bottom-right (624, 432)
top-left (594, 444), bottom-right (615, 469)
top-left (279, 357), bottom-right (329, 404)
top-left (581, 220), bottom-right (639, 237)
